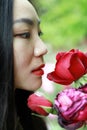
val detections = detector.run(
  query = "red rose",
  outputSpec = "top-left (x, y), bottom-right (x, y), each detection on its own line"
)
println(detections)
top-left (47, 49), bottom-right (87, 85)
top-left (54, 85), bottom-right (87, 129)
top-left (27, 93), bottom-right (53, 116)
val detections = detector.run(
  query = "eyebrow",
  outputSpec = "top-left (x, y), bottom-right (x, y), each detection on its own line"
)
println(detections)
top-left (13, 18), bottom-right (40, 25)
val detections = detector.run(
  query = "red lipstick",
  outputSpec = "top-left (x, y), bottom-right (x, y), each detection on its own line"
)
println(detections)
top-left (32, 64), bottom-right (45, 76)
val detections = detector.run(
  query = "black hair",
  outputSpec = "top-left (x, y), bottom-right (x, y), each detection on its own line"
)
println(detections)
top-left (0, 0), bottom-right (16, 130)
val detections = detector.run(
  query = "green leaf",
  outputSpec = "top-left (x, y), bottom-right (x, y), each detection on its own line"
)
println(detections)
top-left (40, 105), bottom-right (58, 115)
top-left (40, 106), bottom-right (53, 113)
top-left (74, 74), bottom-right (87, 88)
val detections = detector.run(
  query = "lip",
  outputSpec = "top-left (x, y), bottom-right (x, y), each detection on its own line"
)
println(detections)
top-left (32, 64), bottom-right (45, 76)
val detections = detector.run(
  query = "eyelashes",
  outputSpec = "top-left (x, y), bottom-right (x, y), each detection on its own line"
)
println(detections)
top-left (14, 31), bottom-right (43, 39)
top-left (38, 31), bottom-right (43, 36)
top-left (14, 32), bottom-right (30, 39)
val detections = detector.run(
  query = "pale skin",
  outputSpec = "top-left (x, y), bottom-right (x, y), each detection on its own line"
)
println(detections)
top-left (13, 0), bottom-right (48, 91)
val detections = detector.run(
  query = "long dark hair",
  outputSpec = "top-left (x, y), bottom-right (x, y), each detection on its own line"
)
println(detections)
top-left (0, 0), bottom-right (16, 129)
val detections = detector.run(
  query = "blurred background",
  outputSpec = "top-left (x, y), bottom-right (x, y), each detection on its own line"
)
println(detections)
top-left (30, 0), bottom-right (87, 130)
top-left (31, 0), bottom-right (87, 51)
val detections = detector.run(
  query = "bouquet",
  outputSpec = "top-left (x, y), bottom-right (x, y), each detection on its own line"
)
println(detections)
top-left (27, 49), bottom-right (87, 130)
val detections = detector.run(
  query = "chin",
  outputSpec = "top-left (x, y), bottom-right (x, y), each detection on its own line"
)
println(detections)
top-left (15, 78), bottom-right (42, 91)
top-left (31, 80), bottom-right (42, 91)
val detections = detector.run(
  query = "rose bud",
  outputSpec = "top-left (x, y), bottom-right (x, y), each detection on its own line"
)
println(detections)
top-left (47, 49), bottom-right (87, 85)
top-left (54, 87), bottom-right (87, 129)
top-left (27, 93), bottom-right (53, 116)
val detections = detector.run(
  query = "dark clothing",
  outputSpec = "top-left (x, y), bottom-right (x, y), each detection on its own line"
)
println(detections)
top-left (15, 89), bottom-right (48, 130)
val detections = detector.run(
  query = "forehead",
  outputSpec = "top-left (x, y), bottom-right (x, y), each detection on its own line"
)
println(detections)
top-left (13, 0), bottom-right (39, 23)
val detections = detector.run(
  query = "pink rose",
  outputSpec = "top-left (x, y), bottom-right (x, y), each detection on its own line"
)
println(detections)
top-left (27, 93), bottom-right (53, 116)
top-left (54, 85), bottom-right (87, 129)
top-left (47, 49), bottom-right (87, 85)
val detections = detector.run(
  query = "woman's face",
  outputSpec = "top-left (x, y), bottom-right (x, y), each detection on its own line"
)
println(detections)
top-left (13, 0), bottom-right (47, 91)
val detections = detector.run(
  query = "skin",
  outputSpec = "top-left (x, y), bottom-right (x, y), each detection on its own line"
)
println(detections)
top-left (13, 0), bottom-right (48, 91)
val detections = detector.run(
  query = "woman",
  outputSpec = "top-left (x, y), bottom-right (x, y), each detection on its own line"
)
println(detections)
top-left (0, 0), bottom-right (48, 129)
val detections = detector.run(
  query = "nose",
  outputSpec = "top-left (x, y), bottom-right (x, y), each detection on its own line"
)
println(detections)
top-left (34, 37), bottom-right (48, 57)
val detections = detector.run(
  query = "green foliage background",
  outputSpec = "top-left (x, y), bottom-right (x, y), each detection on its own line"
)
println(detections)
top-left (32, 0), bottom-right (87, 50)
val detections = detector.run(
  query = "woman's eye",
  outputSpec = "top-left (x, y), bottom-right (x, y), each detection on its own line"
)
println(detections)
top-left (14, 32), bottom-right (30, 39)
top-left (38, 31), bottom-right (43, 36)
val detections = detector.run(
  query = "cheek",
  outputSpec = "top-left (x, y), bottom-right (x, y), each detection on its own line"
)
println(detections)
top-left (14, 49), bottom-right (33, 72)
top-left (13, 39), bottom-right (33, 69)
